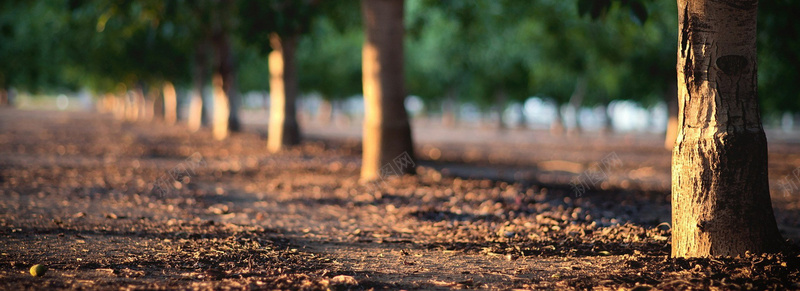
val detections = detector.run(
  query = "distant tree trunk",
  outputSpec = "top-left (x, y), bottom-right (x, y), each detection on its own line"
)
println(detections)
top-left (211, 73), bottom-right (229, 140)
top-left (494, 89), bottom-right (507, 131)
top-left (360, 0), bottom-right (415, 181)
top-left (163, 82), bottom-right (178, 125)
top-left (318, 98), bottom-right (333, 125)
top-left (600, 101), bottom-right (614, 135)
top-left (267, 33), bottom-right (301, 153)
top-left (566, 76), bottom-right (586, 135)
top-left (112, 94), bottom-right (125, 120)
top-left (143, 87), bottom-right (156, 122)
top-left (517, 102), bottom-right (527, 129)
top-left (664, 80), bottom-right (679, 149)
top-left (0, 88), bottom-right (8, 106)
top-left (188, 43), bottom-right (209, 132)
top-left (214, 27), bottom-right (242, 132)
top-left (441, 88), bottom-right (458, 128)
top-left (672, 0), bottom-right (782, 258)
top-left (551, 104), bottom-right (565, 135)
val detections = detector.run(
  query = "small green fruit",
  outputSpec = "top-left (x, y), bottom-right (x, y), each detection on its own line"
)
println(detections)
top-left (30, 264), bottom-right (47, 277)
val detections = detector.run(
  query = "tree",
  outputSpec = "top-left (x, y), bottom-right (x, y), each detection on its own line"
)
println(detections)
top-left (240, 0), bottom-right (320, 152)
top-left (211, 0), bottom-right (241, 134)
top-left (266, 33), bottom-right (300, 152)
top-left (671, 0), bottom-right (781, 257)
top-left (360, 0), bottom-right (415, 181)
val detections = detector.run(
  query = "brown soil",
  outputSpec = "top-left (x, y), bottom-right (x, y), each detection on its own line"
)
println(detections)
top-left (1, 108), bottom-right (799, 290)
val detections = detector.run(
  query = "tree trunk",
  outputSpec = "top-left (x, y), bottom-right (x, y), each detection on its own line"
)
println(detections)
top-left (188, 44), bottom-right (208, 132)
top-left (211, 73), bottom-right (229, 140)
top-left (0, 88), bottom-right (8, 106)
top-left (567, 76), bottom-right (586, 136)
top-left (441, 92), bottom-right (457, 128)
top-left (599, 102), bottom-right (613, 135)
top-left (495, 89), bottom-right (507, 131)
top-left (214, 28), bottom-right (242, 132)
top-left (360, 0), bottom-right (415, 181)
top-left (664, 80), bottom-right (679, 149)
top-left (551, 104), bottom-right (565, 136)
top-left (672, 0), bottom-right (782, 257)
top-left (267, 33), bottom-right (301, 153)
top-left (163, 82), bottom-right (178, 125)
top-left (317, 98), bottom-right (333, 125)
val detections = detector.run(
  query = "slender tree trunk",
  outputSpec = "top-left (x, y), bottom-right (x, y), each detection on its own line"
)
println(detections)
top-left (360, 0), bottom-right (415, 181)
top-left (163, 82), bottom-right (178, 125)
top-left (442, 91), bottom-right (457, 128)
top-left (494, 89), bottom-right (507, 131)
top-left (113, 94), bottom-right (125, 120)
top-left (318, 98), bottom-right (333, 125)
top-left (267, 33), bottom-right (301, 153)
top-left (551, 104), bottom-right (565, 136)
top-left (211, 73), bottom-right (229, 140)
top-left (567, 76), bottom-right (586, 135)
top-left (0, 88), bottom-right (8, 106)
top-left (599, 102), bottom-right (614, 135)
top-left (517, 102), bottom-right (527, 129)
top-left (214, 27), bottom-right (242, 132)
top-left (188, 44), bottom-right (208, 132)
top-left (672, 0), bottom-right (782, 257)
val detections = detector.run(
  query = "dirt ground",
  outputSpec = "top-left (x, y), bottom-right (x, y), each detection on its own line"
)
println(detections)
top-left (1, 108), bottom-right (799, 290)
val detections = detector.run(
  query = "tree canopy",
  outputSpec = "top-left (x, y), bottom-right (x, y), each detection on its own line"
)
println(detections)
top-left (1, 0), bottom-right (797, 117)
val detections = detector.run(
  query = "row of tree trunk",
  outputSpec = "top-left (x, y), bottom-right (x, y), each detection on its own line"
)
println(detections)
top-left (96, 0), bottom-right (782, 259)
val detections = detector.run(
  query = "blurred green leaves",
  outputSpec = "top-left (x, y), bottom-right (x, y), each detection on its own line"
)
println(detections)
top-left (1, 0), bottom-right (797, 117)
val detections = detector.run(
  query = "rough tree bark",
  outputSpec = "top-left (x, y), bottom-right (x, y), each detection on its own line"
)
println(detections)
top-left (267, 33), bottom-right (301, 153)
top-left (664, 80), bottom-right (679, 149)
top-left (672, 0), bottom-right (782, 257)
top-left (360, 0), bottom-right (415, 181)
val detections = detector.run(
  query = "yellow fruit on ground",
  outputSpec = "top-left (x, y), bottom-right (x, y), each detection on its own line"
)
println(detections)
top-left (30, 264), bottom-right (47, 277)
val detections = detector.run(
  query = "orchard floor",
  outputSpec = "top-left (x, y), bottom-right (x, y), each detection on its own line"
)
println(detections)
top-left (1, 108), bottom-right (799, 290)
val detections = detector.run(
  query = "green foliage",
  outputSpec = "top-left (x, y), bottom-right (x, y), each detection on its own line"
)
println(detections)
top-left (758, 0), bottom-right (800, 113)
top-left (4, 0), bottom-right (795, 117)
top-left (0, 0), bottom-right (75, 92)
top-left (296, 16), bottom-right (363, 100)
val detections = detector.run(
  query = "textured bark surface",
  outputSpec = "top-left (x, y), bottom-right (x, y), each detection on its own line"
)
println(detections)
top-left (360, 0), bottom-right (415, 181)
top-left (672, 0), bottom-right (782, 257)
top-left (267, 34), bottom-right (301, 153)
top-left (665, 80), bottom-right (679, 149)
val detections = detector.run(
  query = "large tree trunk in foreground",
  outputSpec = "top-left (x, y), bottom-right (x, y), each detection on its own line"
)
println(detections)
top-left (672, 0), bottom-right (782, 257)
top-left (360, 0), bottom-right (415, 181)
top-left (267, 33), bottom-right (301, 153)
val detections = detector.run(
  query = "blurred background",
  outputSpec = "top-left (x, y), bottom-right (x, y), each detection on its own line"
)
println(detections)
top-left (1, 0), bottom-right (799, 136)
